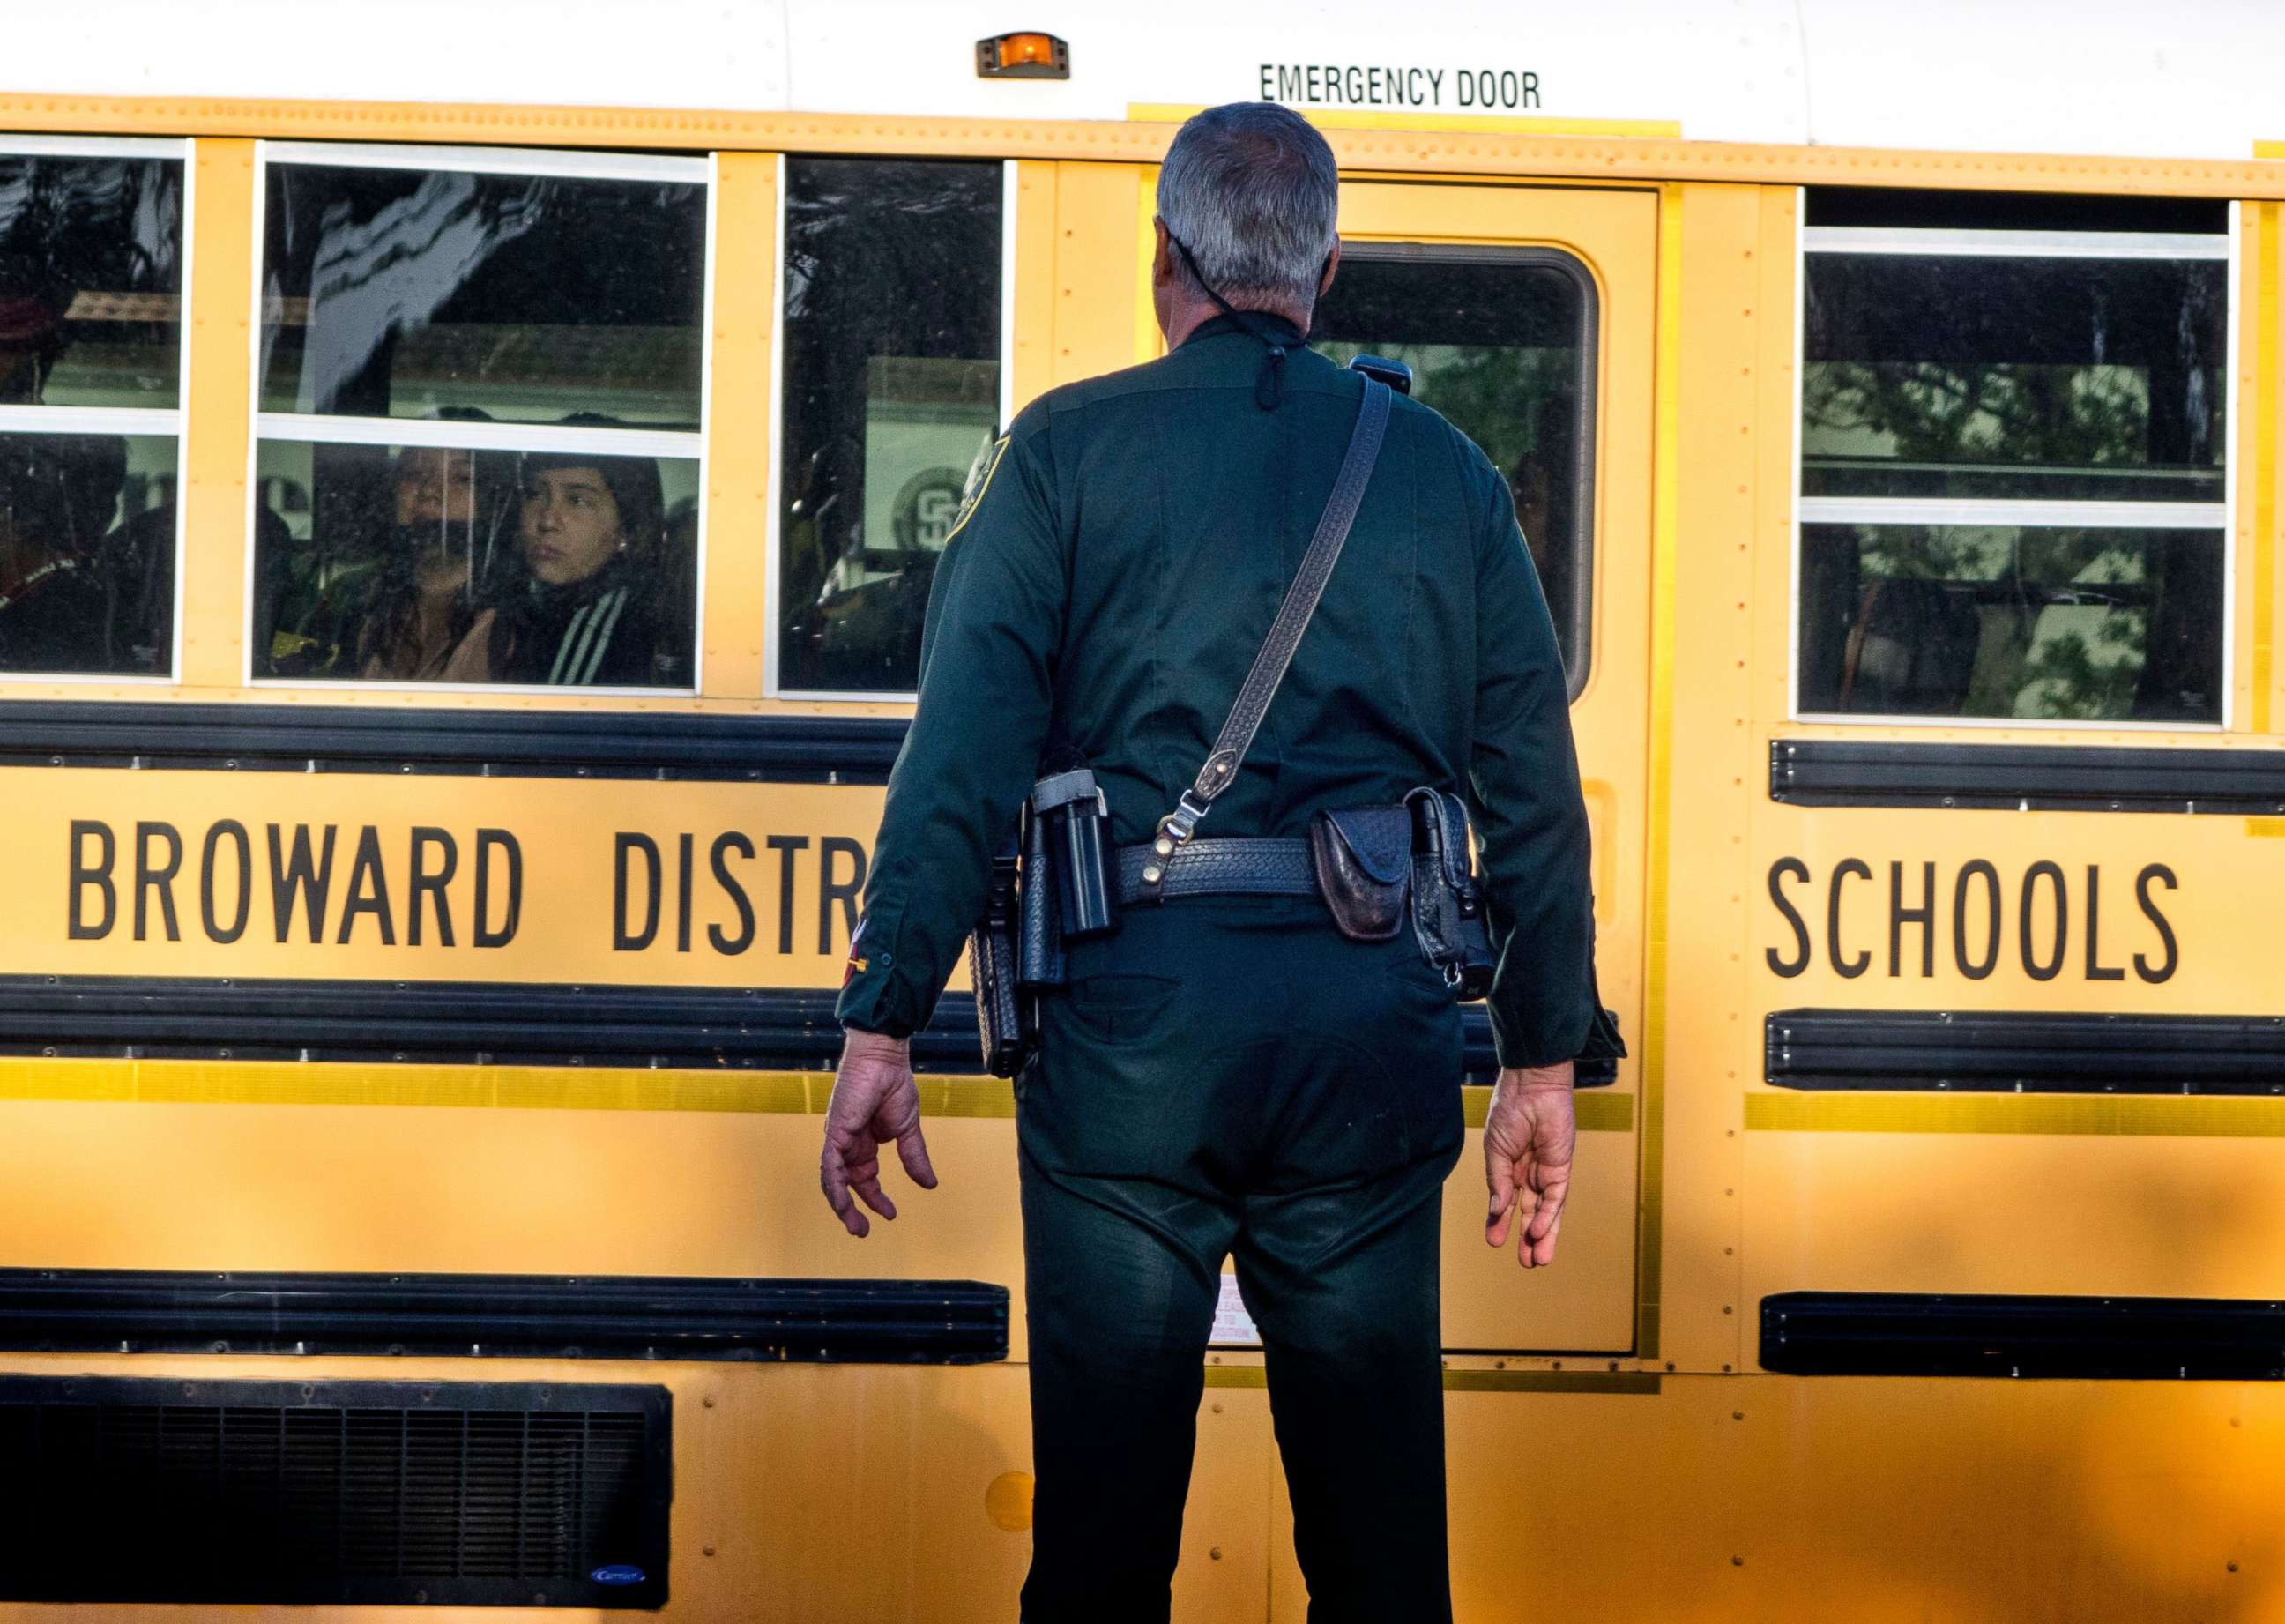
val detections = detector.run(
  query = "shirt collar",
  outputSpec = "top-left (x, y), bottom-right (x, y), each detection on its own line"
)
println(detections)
top-left (1181, 312), bottom-right (1309, 350)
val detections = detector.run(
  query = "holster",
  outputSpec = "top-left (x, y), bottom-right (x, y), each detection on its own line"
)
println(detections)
top-left (1306, 788), bottom-right (1496, 1001)
top-left (1406, 787), bottom-right (1496, 1001)
top-left (970, 836), bottom-right (1031, 1078)
top-left (971, 766), bottom-right (1120, 1077)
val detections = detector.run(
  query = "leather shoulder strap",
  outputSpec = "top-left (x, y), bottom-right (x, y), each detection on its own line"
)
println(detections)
top-left (1136, 376), bottom-right (1393, 896)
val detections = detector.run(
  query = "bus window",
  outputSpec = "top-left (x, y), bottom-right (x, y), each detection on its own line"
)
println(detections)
top-left (1797, 190), bottom-right (2229, 724)
top-left (1311, 246), bottom-right (1596, 692)
top-left (250, 148), bottom-right (708, 689)
top-left (253, 438), bottom-right (700, 685)
top-left (776, 158), bottom-right (1004, 697)
top-left (0, 145), bottom-right (184, 677)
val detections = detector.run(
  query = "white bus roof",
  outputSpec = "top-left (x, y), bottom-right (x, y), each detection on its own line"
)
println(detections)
top-left (7, 0), bottom-right (2282, 165)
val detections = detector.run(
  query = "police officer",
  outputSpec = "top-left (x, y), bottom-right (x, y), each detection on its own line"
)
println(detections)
top-left (822, 102), bottom-right (1619, 1623)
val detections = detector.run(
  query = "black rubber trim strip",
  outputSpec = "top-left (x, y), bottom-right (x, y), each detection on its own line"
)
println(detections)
top-left (1761, 1292), bottom-right (2285, 1379)
top-left (0, 699), bottom-right (910, 783)
top-left (1769, 738), bottom-right (2285, 814)
top-left (0, 975), bottom-right (1615, 1085)
top-left (1767, 1008), bottom-right (2285, 1094)
top-left (0, 975), bottom-right (989, 1071)
top-left (0, 1270), bottom-right (1009, 1364)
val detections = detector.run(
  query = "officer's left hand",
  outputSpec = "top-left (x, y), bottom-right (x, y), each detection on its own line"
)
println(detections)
top-left (1484, 1062), bottom-right (1575, 1269)
top-left (819, 1028), bottom-right (938, 1238)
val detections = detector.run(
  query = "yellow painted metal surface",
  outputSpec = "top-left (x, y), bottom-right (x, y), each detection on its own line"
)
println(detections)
top-left (700, 153), bottom-right (778, 701)
top-left (1332, 179), bottom-right (1659, 1354)
top-left (0, 101), bottom-right (2277, 1623)
top-left (2258, 200), bottom-right (2282, 735)
top-left (5, 93), bottom-right (2285, 198)
top-left (1047, 162), bottom-right (1147, 389)
top-left (7, 770), bottom-right (882, 986)
top-left (177, 138), bottom-right (255, 689)
top-left (0, 1360), bottom-right (2281, 1621)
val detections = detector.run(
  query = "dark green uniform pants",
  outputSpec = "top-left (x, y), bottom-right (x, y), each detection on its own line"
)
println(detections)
top-left (1016, 896), bottom-right (1464, 1624)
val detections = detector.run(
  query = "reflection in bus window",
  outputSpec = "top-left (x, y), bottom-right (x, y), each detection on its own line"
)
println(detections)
top-left (252, 150), bottom-right (708, 689)
top-left (1311, 248), bottom-right (1594, 689)
top-left (1798, 192), bottom-right (2229, 724)
top-left (0, 432), bottom-right (175, 674)
top-left (1799, 525), bottom-right (2224, 722)
top-left (777, 158), bottom-right (1002, 694)
top-left (259, 163), bottom-right (705, 427)
top-left (0, 153), bottom-right (182, 409)
top-left (254, 436), bottom-right (699, 688)
top-left (0, 148), bottom-right (183, 677)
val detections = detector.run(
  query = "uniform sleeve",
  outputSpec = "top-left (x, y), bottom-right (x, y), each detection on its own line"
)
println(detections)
top-left (1464, 456), bottom-right (1625, 1070)
top-left (836, 417), bottom-right (1065, 1038)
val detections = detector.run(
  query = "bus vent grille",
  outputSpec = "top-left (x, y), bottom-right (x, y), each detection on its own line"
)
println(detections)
top-left (0, 1376), bottom-right (669, 1607)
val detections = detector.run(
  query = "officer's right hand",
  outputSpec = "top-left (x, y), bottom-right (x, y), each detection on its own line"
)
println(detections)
top-left (1483, 1062), bottom-right (1575, 1269)
top-left (819, 1027), bottom-right (938, 1238)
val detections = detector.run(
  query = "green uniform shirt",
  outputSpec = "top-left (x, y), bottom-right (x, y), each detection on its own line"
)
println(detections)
top-left (837, 317), bottom-right (1621, 1069)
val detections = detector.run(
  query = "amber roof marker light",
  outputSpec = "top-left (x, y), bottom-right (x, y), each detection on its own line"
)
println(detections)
top-left (977, 32), bottom-right (1069, 79)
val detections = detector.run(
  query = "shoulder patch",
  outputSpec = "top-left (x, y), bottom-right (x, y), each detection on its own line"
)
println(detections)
top-left (942, 434), bottom-right (1011, 548)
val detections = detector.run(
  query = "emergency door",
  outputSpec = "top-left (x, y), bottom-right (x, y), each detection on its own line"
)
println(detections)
top-left (1322, 182), bottom-right (1658, 1354)
top-left (1030, 168), bottom-right (1659, 1354)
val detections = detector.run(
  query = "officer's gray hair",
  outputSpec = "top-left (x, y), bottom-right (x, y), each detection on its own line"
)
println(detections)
top-left (1157, 103), bottom-right (1338, 309)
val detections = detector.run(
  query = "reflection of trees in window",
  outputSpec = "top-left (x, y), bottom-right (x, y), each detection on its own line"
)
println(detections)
top-left (1310, 251), bottom-right (1591, 687)
top-left (1805, 523), bottom-right (2221, 723)
top-left (1799, 232), bottom-right (2228, 725)
top-left (1803, 255), bottom-right (2225, 501)
top-left (1806, 361), bottom-right (2157, 483)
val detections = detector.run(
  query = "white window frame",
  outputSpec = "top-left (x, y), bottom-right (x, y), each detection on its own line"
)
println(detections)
top-left (0, 135), bottom-right (192, 687)
top-left (765, 155), bottom-right (1018, 704)
top-left (1790, 201), bottom-right (2240, 733)
top-left (244, 140), bottom-right (714, 696)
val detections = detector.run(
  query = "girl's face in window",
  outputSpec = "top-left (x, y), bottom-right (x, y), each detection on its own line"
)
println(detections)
top-left (519, 467), bottom-right (622, 585)
top-left (394, 447), bottom-right (478, 530)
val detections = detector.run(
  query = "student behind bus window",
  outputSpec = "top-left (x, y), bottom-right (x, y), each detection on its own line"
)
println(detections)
top-left (264, 412), bottom-right (503, 681)
top-left (0, 434), bottom-right (128, 674)
top-left (352, 435), bottom-right (508, 682)
top-left (440, 431), bottom-right (668, 687)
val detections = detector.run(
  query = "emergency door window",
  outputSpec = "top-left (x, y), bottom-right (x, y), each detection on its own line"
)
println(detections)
top-left (1797, 190), bottom-right (2229, 724)
top-left (776, 157), bottom-right (1004, 696)
top-left (250, 146), bottom-right (707, 688)
top-left (1311, 246), bottom-right (1596, 692)
top-left (0, 141), bottom-right (187, 677)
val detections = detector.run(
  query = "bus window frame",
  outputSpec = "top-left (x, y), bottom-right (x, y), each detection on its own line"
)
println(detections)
top-left (242, 139), bottom-right (715, 697)
top-left (763, 155), bottom-right (1018, 704)
top-left (1788, 196), bottom-right (2241, 733)
top-left (0, 133), bottom-right (192, 688)
top-left (1314, 238), bottom-right (1602, 702)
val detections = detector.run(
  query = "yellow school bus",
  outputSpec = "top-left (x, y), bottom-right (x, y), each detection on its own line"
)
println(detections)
top-left (0, 2), bottom-right (2281, 1618)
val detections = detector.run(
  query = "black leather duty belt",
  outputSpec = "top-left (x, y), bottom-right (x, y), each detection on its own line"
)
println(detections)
top-left (1114, 837), bottom-right (1319, 905)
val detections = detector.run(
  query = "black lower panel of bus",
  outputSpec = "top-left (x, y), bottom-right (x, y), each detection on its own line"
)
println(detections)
top-left (0, 1374), bottom-right (670, 1606)
top-left (1767, 1008), bottom-right (2285, 1093)
top-left (1762, 1292), bottom-right (2285, 1380)
top-left (0, 1269), bottom-right (1009, 1363)
top-left (0, 974), bottom-right (1611, 1084)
